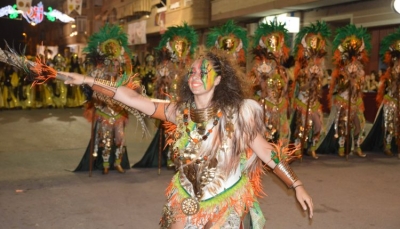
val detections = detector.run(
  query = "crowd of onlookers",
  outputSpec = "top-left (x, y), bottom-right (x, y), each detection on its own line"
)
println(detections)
top-left (318, 68), bottom-right (384, 92)
top-left (0, 57), bottom-right (88, 110)
top-left (363, 69), bottom-right (384, 92)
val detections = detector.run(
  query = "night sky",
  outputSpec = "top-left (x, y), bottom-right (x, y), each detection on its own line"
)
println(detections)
top-left (0, 0), bottom-right (24, 50)
top-left (0, 0), bottom-right (61, 51)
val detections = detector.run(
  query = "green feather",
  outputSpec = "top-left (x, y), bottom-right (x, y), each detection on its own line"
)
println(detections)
top-left (252, 20), bottom-right (290, 49)
top-left (205, 20), bottom-right (248, 51)
top-left (293, 20), bottom-right (331, 55)
top-left (332, 24), bottom-right (371, 53)
top-left (83, 23), bottom-right (131, 58)
top-left (156, 22), bottom-right (199, 57)
top-left (380, 27), bottom-right (400, 62)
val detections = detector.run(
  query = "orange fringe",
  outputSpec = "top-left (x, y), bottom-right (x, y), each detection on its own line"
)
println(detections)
top-left (282, 45), bottom-right (290, 61)
top-left (376, 69), bottom-right (391, 105)
top-left (384, 52), bottom-right (392, 66)
top-left (162, 121), bottom-right (177, 149)
top-left (123, 53), bottom-right (133, 76)
top-left (237, 49), bottom-right (246, 66)
top-left (245, 148), bottom-right (266, 198)
top-left (165, 175), bottom-right (256, 228)
top-left (83, 102), bottom-right (95, 122)
top-left (30, 56), bottom-right (58, 86)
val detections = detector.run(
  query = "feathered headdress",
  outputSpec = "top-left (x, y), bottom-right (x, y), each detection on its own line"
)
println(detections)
top-left (156, 22), bottom-right (198, 63)
top-left (380, 27), bottom-right (400, 66)
top-left (205, 20), bottom-right (248, 65)
top-left (251, 20), bottom-right (290, 62)
top-left (84, 23), bottom-right (132, 67)
top-left (377, 28), bottom-right (400, 104)
top-left (332, 24), bottom-right (371, 66)
top-left (293, 20), bottom-right (331, 58)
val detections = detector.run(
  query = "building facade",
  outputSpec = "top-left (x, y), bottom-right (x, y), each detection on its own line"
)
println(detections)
top-left (22, 0), bottom-right (400, 73)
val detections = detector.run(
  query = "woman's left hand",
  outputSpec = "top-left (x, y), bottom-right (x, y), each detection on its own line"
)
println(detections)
top-left (294, 184), bottom-right (314, 219)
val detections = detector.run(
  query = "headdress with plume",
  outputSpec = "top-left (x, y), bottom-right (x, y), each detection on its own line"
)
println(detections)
top-left (156, 22), bottom-right (198, 63)
top-left (293, 20), bottom-right (331, 59)
top-left (205, 20), bottom-right (248, 66)
top-left (251, 20), bottom-right (290, 62)
top-left (380, 27), bottom-right (400, 67)
top-left (84, 23), bottom-right (132, 75)
top-left (332, 24), bottom-right (371, 67)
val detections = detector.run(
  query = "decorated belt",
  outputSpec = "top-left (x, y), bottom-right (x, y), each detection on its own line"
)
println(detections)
top-left (179, 168), bottom-right (243, 216)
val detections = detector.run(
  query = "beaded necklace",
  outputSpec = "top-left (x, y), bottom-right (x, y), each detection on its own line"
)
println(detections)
top-left (183, 106), bottom-right (222, 144)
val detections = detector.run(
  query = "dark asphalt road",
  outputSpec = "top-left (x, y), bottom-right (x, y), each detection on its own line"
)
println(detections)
top-left (0, 108), bottom-right (399, 229)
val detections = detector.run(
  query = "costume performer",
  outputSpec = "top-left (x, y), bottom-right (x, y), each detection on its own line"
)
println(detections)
top-left (317, 24), bottom-right (371, 158)
top-left (291, 21), bottom-right (331, 159)
top-left (1, 65), bottom-right (20, 109)
top-left (140, 53), bottom-right (156, 97)
top-left (0, 31), bottom-right (147, 174)
top-left (72, 24), bottom-right (146, 174)
top-left (133, 23), bottom-right (198, 169)
top-left (361, 28), bottom-right (400, 157)
top-left (65, 53), bottom-right (86, 107)
top-left (51, 53), bottom-right (68, 108)
top-left (249, 21), bottom-right (291, 143)
top-left (62, 47), bottom-right (313, 229)
top-left (205, 19), bottom-right (248, 67)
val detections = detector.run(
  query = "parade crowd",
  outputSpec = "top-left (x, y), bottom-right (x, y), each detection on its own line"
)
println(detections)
top-left (1, 18), bottom-right (399, 228)
top-left (1, 21), bottom-right (399, 161)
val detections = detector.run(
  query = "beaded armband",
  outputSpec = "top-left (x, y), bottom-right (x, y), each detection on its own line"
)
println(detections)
top-left (273, 160), bottom-right (299, 188)
top-left (92, 78), bottom-right (117, 98)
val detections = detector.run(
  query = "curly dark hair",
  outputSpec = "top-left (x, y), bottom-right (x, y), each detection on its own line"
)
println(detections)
top-left (175, 48), bottom-right (251, 113)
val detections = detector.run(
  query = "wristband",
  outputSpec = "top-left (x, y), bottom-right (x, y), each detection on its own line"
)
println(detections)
top-left (91, 78), bottom-right (117, 98)
top-left (273, 160), bottom-right (299, 188)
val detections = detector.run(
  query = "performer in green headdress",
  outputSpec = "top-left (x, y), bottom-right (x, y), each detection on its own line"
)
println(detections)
top-left (317, 24), bottom-right (371, 158)
top-left (133, 23), bottom-right (199, 169)
top-left (249, 21), bottom-right (291, 143)
top-left (291, 21), bottom-right (331, 159)
top-left (362, 28), bottom-right (400, 158)
top-left (73, 23), bottom-right (146, 174)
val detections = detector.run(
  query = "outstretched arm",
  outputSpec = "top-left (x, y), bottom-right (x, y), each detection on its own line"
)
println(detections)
top-left (250, 133), bottom-right (314, 219)
top-left (62, 72), bottom-right (176, 123)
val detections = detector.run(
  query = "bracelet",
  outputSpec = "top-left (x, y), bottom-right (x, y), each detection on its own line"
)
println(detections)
top-left (82, 75), bottom-right (86, 85)
top-left (293, 184), bottom-right (303, 189)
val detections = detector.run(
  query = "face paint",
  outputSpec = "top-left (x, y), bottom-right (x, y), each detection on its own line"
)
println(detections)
top-left (200, 59), bottom-right (217, 90)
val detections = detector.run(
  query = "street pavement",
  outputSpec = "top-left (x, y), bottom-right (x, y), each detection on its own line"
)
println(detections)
top-left (0, 108), bottom-right (399, 229)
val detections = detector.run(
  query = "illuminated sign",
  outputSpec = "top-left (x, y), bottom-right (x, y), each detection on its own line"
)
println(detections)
top-left (0, 1), bottom-right (75, 25)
